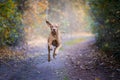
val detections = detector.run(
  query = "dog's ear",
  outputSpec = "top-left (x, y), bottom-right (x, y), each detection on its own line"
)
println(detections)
top-left (55, 24), bottom-right (60, 28)
top-left (46, 20), bottom-right (52, 27)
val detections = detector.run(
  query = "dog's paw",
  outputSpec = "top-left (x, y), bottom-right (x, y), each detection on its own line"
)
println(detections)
top-left (50, 48), bottom-right (52, 50)
top-left (48, 58), bottom-right (51, 62)
top-left (53, 53), bottom-right (57, 59)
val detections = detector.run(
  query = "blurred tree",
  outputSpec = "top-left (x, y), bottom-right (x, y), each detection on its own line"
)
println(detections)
top-left (88, 0), bottom-right (120, 61)
top-left (22, 0), bottom-right (48, 38)
top-left (48, 0), bottom-right (92, 33)
top-left (0, 0), bottom-right (23, 46)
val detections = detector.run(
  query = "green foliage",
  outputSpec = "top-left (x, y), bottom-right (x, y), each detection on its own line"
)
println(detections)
top-left (88, 0), bottom-right (120, 61)
top-left (0, 0), bottom-right (23, 46)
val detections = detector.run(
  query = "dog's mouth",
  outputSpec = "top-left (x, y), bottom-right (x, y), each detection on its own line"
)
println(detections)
top-left (52, 31), bottom-right (56, 35)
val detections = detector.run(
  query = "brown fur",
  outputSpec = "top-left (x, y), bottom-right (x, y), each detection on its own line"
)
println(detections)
top-left (46, 20), bottom-right (62, 62)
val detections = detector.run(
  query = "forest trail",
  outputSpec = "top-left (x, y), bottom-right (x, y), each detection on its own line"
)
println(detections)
top-left (0, 33), bottom-right (119, 80)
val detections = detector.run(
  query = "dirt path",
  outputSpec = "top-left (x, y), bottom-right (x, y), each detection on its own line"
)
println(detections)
top-left (0, 34), bottom-right (120, 80)
top-left (20, 36), bottom-right (97, 80)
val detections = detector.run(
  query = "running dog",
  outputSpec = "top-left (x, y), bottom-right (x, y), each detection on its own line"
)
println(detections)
top-left (46, 20), bottom-right (62, 62)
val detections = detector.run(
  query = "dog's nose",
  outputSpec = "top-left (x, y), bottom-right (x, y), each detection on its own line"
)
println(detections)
top-left (53, 29), bottom-right (56, 32)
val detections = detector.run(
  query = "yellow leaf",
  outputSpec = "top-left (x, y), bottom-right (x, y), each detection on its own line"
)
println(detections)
top-left (95, 77), bottom-right (100, 80)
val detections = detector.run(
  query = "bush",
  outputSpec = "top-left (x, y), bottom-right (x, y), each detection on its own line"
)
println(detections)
top-left (88, 0), bottom-right (120, 61)
top-left (0, 0), bottom-right (23, 46)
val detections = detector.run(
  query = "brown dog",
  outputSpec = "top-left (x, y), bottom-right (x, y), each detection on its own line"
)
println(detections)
top-left (46, 20), bottom-right (62, 62)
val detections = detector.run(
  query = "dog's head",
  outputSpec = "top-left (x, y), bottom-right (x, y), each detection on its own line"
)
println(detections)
top-left (46, 20), bottom-right (59, 35)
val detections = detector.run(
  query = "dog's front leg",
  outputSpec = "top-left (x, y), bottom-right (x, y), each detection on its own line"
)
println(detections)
top-left (48, 41), bottom-right (52, 62)
top-left (48, 45), bottom-right (51, 62)
top-left (48, 37), bottom-right (53, 62)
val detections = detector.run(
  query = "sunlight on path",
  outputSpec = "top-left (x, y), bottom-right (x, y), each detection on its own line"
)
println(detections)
top-left (26, 32), bottom-right (94, 58)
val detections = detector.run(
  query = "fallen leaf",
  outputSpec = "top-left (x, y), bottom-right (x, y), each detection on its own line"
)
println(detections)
top-left (95, 77), bottom-right (100, 80)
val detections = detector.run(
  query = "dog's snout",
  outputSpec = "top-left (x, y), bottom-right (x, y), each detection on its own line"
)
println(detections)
top-left (52, 28), bottom-right (57, 32)
top-left (53, 29), bottom-right (56, 31)
top-left (51, 28), bottom-right (57, 35)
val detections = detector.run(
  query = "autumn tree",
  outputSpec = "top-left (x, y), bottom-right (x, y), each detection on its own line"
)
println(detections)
top-left (0, 0), bottom-right (23, 46)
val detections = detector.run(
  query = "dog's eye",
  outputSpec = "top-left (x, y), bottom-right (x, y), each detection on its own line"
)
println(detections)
top-left (50, 26), bottom-right (53, 28)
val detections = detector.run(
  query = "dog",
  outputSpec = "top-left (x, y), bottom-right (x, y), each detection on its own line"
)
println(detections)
top-left (46, 20), bottom-right (62, 62)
